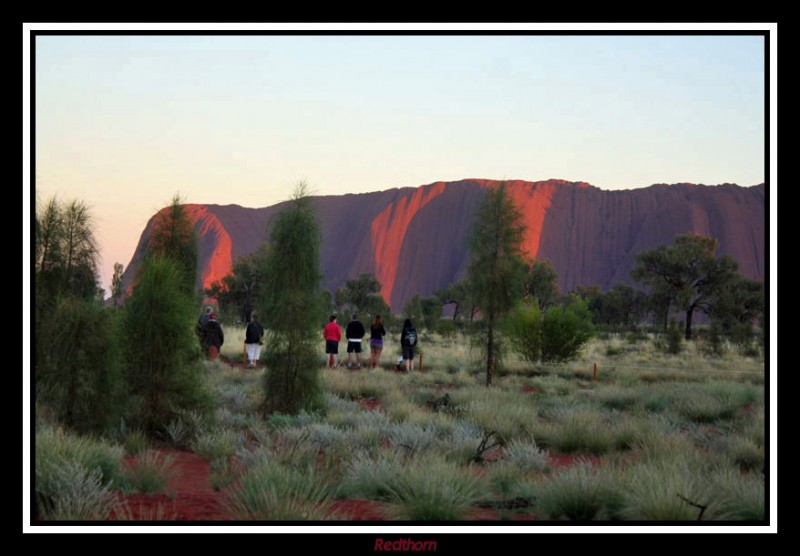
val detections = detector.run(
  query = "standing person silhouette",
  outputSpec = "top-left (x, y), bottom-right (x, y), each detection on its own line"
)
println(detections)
top-left (244, 311), bottom-right (265, 368)
top-left (369, 314), bottom-right (387, 369)
top-left (205, 313), bottom-right (224, 361)
top-left (323, 315), bottom-right (342, 368)
top-left (345, 314), bottom-right (366, 369)
top-left (400, 318), bottom-right (417, 372)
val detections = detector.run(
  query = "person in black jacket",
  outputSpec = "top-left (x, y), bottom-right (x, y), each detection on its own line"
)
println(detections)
top-left (196, 305), bottom-right (213, 350)
top-left (400, 318), bottom-right (417, 372)
top-left (204, 313), bottom-right (224, 361)
top-left (245, 311), bottom-right (265, 368)
top-left (345, 314), bottom-right (366, 369)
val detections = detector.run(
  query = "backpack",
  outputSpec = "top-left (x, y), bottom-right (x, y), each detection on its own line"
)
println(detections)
top-left (404, 327), bottom-right (417, 346)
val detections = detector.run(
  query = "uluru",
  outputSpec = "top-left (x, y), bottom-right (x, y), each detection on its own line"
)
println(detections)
top-left (121, 179), bottom-right (766, 311)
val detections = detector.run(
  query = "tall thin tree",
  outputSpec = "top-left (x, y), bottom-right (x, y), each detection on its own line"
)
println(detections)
top-left (466, 184), bottom-right (529, 386)
top-left (259, 183), bottom-right (325, 414)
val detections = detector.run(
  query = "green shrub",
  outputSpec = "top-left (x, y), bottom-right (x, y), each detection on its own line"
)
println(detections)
top-left (540, 300), bottom-right (596, 363)
top-left (503, 302), bottom-right (542, 364)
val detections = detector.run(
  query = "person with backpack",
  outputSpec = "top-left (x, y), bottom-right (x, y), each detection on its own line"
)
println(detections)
top-left (400, 318), bottom-right (418, 372)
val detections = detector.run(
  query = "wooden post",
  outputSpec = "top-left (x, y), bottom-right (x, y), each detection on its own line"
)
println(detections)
top-left (593, 362), bottom-right (597, 381)
top-left (419, 351), bottom-right (423, 373)
top-left (243, 341), bottom-right (247, 365)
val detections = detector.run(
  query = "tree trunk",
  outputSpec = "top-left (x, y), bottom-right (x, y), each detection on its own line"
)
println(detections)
top-left (685, 307), bottom-right (694, 340)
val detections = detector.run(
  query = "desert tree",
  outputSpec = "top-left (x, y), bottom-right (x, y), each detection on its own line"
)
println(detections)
top-left (36, 296), bottom-right (124, 434)
top-left (207, 242), bottom-right (270, 322)
top-left (34, 197), bottom-right (122, 433)
top-left (35, 197), bottom-right (99, 304)
top-left (146, 194), bottom-right (198, 294)
top-left (632, 233), bottom-right (739, 340)
top-left (258, 183), bottom-right (325, 414)
top-left (111, 263), bottom-right (124, 307)
top-left (122, 255), bottom-right (211, 434)
top-left (436, 278), bottom-right (477, 322)
top-left (465, 183), bottom-right (529, 386)
top-left (334, 273), bottom-right (390, 321)
top-left (709, 275), bottom-right (765, 350)
top-left (525, 259), bottom-right (560, 311)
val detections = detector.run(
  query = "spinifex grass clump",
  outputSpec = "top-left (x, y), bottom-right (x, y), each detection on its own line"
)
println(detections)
top-left (619, 460), bottom-right (707, 521)
top-left (532, 460), bottom-right (623, 521)
top-left (339, 449), bottom-right (407, 501)
top-left (226, 460), bottom-right (339, 520)
top-left (36, 460), bottom-right (122, 521)
top-left (192, 428), bottom-right (242, 462)
top-left (35, 425), bottom-right (125, 519)
top-left (704, 468), bottom-right (765, 521)
top-left (385, 456), bottom-right (483, 520)
top-left (122, 450), bottom-right (176, 494)
top-left (503, 439), bottom-right (549, 472)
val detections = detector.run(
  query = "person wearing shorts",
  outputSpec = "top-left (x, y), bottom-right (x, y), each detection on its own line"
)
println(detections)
top-left (369, 315), bottom-right (386, 368)
top-left (323, 315), bottom-right (342, 368)
top-left (345, 314), bottom-right (366, 369)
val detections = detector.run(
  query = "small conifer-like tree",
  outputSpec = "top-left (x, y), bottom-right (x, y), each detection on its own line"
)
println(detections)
top-left (122, 256), bottom-right (210, 434)
top-left (259, 183), bottom-right (325, 414)
top-left (465, 184), bottom-right (529, 386)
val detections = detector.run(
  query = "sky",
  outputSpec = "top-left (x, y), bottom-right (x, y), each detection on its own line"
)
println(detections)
top-left (28, 25), bottom-right (770, 297)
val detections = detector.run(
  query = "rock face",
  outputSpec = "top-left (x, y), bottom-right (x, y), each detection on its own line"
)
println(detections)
top-left (122, 179), bottom-right (766, 311)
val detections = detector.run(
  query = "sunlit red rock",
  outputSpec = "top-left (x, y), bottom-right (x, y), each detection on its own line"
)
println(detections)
top-left (122, 179), bottom-right (765, 311)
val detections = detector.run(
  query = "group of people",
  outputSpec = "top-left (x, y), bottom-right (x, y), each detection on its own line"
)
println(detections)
top-left (197, 306), bottom-right (265, 368)
top-left (197, 306), bottom-right (418, 372)
top-left (323, 314), bottom-right (418, 372)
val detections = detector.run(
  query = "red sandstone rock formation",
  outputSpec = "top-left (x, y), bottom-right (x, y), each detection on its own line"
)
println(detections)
top-left (121, 179), bottom-right (765, 311)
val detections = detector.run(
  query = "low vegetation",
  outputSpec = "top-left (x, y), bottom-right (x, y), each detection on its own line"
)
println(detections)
top-left (34, 327), bottom-right (766, 523)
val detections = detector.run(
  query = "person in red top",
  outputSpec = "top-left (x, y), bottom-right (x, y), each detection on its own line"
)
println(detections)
top-left (323, 314), bottom-right (342, 368)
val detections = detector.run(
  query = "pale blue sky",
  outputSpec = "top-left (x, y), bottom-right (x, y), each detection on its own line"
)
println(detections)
top-left (32, 32), bottom-right (767, 292)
